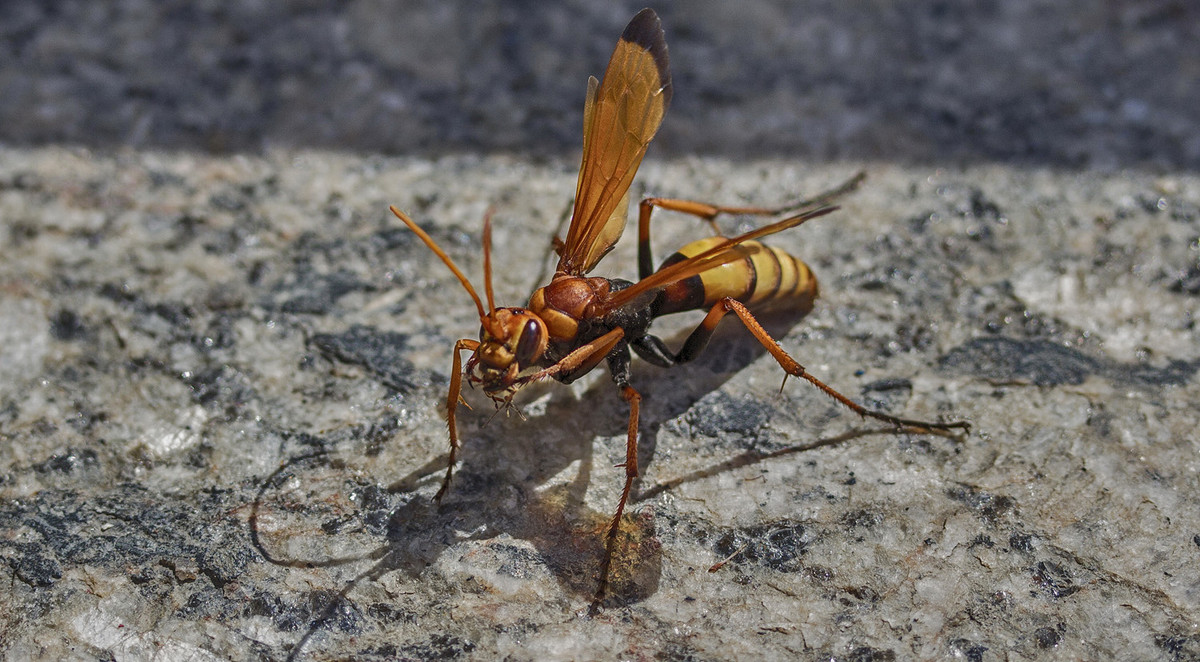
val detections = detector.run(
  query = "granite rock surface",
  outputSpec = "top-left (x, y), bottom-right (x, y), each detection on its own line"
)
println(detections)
top-left (1, 148), bottom-right (1198, 660)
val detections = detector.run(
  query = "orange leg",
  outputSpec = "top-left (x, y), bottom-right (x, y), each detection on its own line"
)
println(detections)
top-left (435, 338), bottom-right (480, 502)
top-left (591, 382), bottom-right (642, 610)
top-left (518, 327), bottom-right (638, 609)
top-left (636, 171), bottom-right (866, 278)
top-left (518, 327), bottom-right (625, 386)
top-left (693, 298), bottom-right (969, 432)
top-left (437, 329), bottom-right (626, 501)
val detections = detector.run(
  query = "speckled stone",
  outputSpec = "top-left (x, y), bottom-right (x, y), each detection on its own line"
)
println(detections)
top-left (1, 147), bottom-right (1197, 660)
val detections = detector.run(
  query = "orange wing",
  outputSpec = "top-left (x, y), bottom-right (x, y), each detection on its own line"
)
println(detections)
top-left (557, 8), bottom-right (672, 276)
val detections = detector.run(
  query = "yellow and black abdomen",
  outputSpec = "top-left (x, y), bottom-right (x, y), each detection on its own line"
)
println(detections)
top-left (652, 237), bottom-right (818, 317)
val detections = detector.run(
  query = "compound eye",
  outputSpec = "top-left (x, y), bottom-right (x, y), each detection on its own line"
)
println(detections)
top-left (514, 319), bottom-right (542, 367)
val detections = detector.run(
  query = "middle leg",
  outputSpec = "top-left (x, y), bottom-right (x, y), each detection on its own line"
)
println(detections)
top-left (592, 345), bottom-right (643, 609)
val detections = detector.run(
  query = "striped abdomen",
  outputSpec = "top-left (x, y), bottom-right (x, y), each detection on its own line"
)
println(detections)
top-left (652, 238), bottom-right (818, 317)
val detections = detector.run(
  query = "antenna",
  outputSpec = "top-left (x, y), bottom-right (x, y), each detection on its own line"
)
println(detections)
top-left (389, 206), bottom-right (488, 322)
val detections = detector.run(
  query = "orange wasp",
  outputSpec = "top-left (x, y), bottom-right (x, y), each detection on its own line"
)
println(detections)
top-left (390, 8), bottom-right (968, 605)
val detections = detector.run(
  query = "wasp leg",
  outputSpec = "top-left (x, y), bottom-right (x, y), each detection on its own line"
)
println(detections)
top-left (438, 328), bottom-right (628, 505)
top-left (630, 333), bottom-right (675, 367)
top-left (520, 327), bottom-right (626, 386)
top-left (592, 345), bottom-right (642, 610)
top-left (439, 329), bottom-right (625, 503)
top-left (636, 171), bottom-right (866, 279)
top-left (435, 338), bottom-right (481, 502)
top-left (644, 298), bottom-right (970, 433)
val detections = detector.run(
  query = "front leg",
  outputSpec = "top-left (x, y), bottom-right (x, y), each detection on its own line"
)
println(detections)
top-left (436, 338), bottom-right (480, 502)
top-left (436, 330), bottom-right (625, 503)
top-left (518, 327), bottom-right (625, 386)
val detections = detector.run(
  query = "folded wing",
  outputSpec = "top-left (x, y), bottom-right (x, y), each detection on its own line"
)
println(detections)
top-left (558, 8), bottom-right (672, 276)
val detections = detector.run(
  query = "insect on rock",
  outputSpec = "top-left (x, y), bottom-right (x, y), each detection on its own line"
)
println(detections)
top-left (389, 8), bottom-right (970, 608)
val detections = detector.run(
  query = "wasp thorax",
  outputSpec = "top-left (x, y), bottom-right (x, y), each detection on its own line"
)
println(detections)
top-left (473, 307), bottom-right (549, 392)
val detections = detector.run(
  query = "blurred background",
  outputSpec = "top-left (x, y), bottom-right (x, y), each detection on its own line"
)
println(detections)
top-left (1, 0), bottom-right (1196, 169)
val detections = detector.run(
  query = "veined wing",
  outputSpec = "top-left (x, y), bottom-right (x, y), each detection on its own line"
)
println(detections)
top-left (557, 8), bottom-right (672, 275)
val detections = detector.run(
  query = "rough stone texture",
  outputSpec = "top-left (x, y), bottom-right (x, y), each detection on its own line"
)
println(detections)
top-left (1, 147), bottom-right (1197, 660)
top-left (2, 1), bottom-right (1200, 660)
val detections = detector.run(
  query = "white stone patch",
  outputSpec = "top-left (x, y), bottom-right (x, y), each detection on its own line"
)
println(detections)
top-left (0, 298), bottom-right (49, 390)
top-left (136, 405), bottom-right (208, 457)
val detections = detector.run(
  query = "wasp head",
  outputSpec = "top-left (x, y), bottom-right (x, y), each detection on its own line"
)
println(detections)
top-left (468, 307), bottom-right (549, 401)
top-left (390, 206), bottom-right (550, 403)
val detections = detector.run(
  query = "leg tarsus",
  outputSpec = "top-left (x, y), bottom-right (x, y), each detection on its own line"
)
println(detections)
top-left (433, 450), bottom-right (456, 502)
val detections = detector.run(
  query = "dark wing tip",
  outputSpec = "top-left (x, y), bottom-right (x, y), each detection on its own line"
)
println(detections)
top-left (622, 8), bottom-right (672, 110)
top-left (622, 9), bottom-right (664, 51)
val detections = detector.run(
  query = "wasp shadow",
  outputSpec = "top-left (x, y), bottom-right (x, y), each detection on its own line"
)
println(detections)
top-left (379, 308), bottom-right (826, 598)
top-left (249, 308), bottom-right (908, 658)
